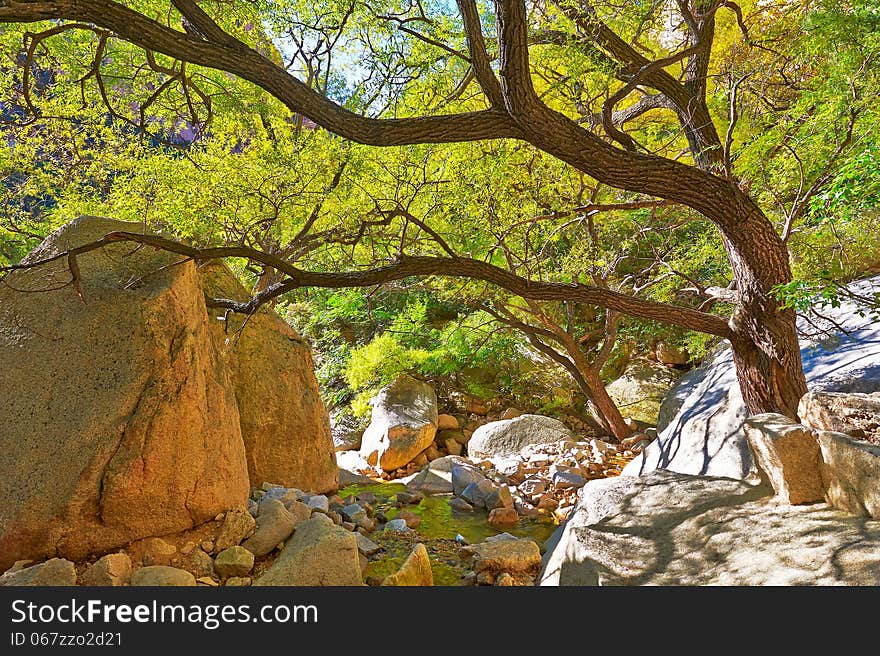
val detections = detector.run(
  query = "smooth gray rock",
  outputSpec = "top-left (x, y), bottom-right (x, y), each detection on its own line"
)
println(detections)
top-left (460, 478), bottom-right (497, 508)
top-left (451, 464), bottom-right (486, 496)
top-left (242, 499), bottom-right (299, 557)
top-left (341, 503), bottom-right (366, 524)
top-left (354, 533), bottom-right (381, 557)
top-left (384, 518), bottom-right (410, 532)
top-left (131, 566), bottom-right (196, 586)
top-left (404, 455), bottom-right (470, 494)
top-left (306, 495), bottom-right (330, 513)
top-left (625, 275), bottom-right (880, 480)
top-left (468, 415), bottom-right (572, 459)
top-left (449, 498), bottom-right (474, 512)
top-left (0, 558), bottom-right (76, 586)
top-left (359, 375), bottom-right (438, 472)
top-left (338, 468), bottom-right (374, 487)
top-left (540, 469), bottom-right (880, 585)
top-left (550, 465), bottom-right (587, 490)
top-left (253, 518), bottom-right (362, 586)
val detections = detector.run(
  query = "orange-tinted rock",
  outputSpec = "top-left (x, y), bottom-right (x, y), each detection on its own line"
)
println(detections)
top-left (488, 507), bottom-right (520, 529)
top-left (200, 262), bottom-right (337, 493)
top-left (0, 217), bottom-right (249, 572)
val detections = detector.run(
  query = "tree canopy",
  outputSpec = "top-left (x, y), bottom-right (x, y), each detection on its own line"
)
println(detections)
top-left (1, 0), bottom-right (878, 424)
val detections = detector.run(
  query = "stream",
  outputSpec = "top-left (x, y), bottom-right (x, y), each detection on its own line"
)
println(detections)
top-left (339, 481), bottom-right (559, 585)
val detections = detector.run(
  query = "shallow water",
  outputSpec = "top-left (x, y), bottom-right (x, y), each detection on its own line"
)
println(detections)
top-left (339, 480), bottom-right (559, 586)
top-left (339, 481), bottom-right (558, 545)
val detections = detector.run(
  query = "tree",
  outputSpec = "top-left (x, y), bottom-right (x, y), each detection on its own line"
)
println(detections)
top-left (3, 0), bottom-right (871, 418)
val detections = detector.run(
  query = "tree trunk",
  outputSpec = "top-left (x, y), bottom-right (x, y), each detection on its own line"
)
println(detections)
top-left (581, 368), bottom-right (631, 440)
top-left (722, 209), bottom-right (809, 417)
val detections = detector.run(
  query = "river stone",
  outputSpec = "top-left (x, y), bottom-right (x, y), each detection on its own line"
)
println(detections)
top-left (225, 577), bottom-right (251, 586)
top-left (341, 503), bottom-right (366, 524)
top-left (360, 375), bottom-right (439, 472)
top-left (385, 518), bottom-right (410, 532)
top-left (253, 518), bottom-right (362, 586)
top-left (624, 275), bottom-right (880, 481)
top-left (306, 495), bottom-right (330, 513)
top-left (744, 413), bottom-right (823, 504)
top-left (214, 546), bottom-right (255, 578)
top-left (0, 217), bottom-right (250, 571)
top-left (0, 558), bottom-right (77, 586)
top-left (606, 359), bottom-right (682, 425)
top-left (184, 548), bottom-right (215, 578)
top-left (485, 485), bottom-right (514, 511)
top-left (131, 566), bottom-right (196, 586)
top-left (354, 533), bottom-right (381, 557)
top-left (488, 507), bottom-right (520, 529)
top-left (128, 537), bottom-right (177, 567)
top-left (452, 463), bottom-right (487, 496)
top-left (215, 507), bottom-right (256, 552)
top-left (460, 479), bottom-right (497, 508)
top-left (242, 499), bottom-right (299, 557)
top-left (381, 543), bottom-right (433, 586)
top-left (818, 431), bottom-right (880, 518)
top-left (460, 538), bottom-right (540, 586)
top-left (437, 414), bottom-right (460, 431)
top-left (81, 553), bottom-right (132, 586)
top-left (404, 455), bottom-right (471, 494)
top-left (468, 415), bottom-right (573, 459)
top-left (550, 465), bottom-right (587, 490)
top-left (449, 498), bottom-right (474, 512)
top-left (539, 469), bottom-right (880, 585)
top-left (799, 391), bottom-right (880, 444)
top-left (339, 466), bottom-right (376, 487)
top-left (200, 262), bottom-right (337, 493)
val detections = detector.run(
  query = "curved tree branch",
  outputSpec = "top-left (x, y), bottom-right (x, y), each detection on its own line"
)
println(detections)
top-left (1, 228), bottom-right (735, 339)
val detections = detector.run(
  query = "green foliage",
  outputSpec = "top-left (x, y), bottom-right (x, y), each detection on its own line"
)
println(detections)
top-left (2, 0), bottom-right (880, 421)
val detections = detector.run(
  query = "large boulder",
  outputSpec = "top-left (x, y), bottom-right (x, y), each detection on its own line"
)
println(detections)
top-left (540, 470), bottom-right (880, 585)
top-left (468, 415), bottom-right (572, 459)
top-left (359, 375), bottom-right (438, 472)
top-left (799, 391), bottom-right (880, 444)
top-left (200, 262), bottom-right (337, 493)
top-left (0, 217), bottom-right (249, 571)
top-left (606, 359), bottom-right (682, 425)
top-left (253, 517), bottom-right (362, 586)
top-left (624, 275), bottom-right (880, 480)
top-left (744, 413), bottom-right (824, 505)
top-left (818, 431), bottom-right (880, 518)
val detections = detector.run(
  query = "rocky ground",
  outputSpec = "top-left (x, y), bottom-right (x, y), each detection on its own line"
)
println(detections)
top-left (0, 422), bottom-right (642, 587)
